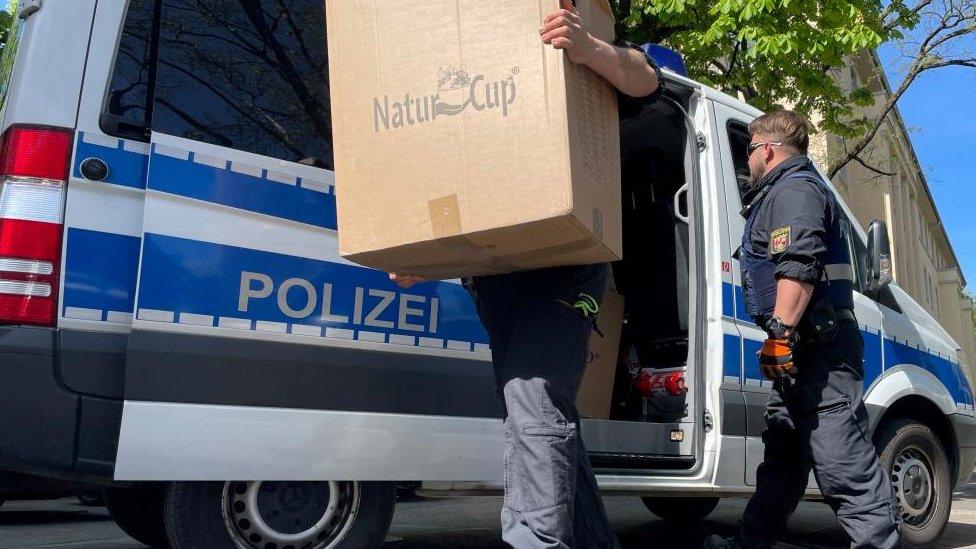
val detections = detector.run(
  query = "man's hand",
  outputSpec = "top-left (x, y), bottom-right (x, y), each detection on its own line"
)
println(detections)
top-left (541, 0), bottom-right (658, 97)
top-left (759, 338), bottom-right (797, 379)
top-left (541, 0), bottom-right (597, 65)
top-left (389, 273), bottom-right (426, 289)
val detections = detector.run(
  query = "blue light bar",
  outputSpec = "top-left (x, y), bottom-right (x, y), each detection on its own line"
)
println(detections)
top-left (642, 43), bottom-right (688, 77)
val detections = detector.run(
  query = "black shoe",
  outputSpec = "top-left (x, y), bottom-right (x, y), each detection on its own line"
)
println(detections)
top-left (702, 534), bottom-right (743, 549)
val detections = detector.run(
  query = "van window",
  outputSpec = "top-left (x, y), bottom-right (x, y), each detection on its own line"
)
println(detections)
top-left (103, 0), bottom-right (156, 138)
top-left (839, 211), bottom-right (902, 311)
top-left (838, 213), bottom-right (867, 292)
top-left (103, 0), bottom-right (333, 168)
top-left (726, 121), bottom-right (752, 197)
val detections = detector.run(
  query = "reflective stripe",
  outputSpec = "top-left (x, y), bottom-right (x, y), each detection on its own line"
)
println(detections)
top-left (822, 263), bottom-right (854, 282)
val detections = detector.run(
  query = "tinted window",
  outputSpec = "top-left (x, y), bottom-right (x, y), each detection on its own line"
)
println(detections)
top-left (104, 0), bottom-right (333, 167)
top-left (103, 0), bottom-right (157, 138)
top-left (838, 212), bottom-right (867, 293)
top-left (154, 0), bottom-right (331, 166)
top-left (726, 121), bottom-right (751, 198)
top-left (838, 211), bottom-right (900, 311)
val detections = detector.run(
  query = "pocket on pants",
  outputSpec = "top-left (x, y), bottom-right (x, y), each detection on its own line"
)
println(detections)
top-left (516, 423), bottom-right (576, 512)
top-left (503, 427), bottom-right (516, 510)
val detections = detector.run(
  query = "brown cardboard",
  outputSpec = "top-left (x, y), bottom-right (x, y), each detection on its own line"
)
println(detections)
top-left (326, 0), bottom-right (621, 279)
top-left (577, 292), bottom-right (624, 420)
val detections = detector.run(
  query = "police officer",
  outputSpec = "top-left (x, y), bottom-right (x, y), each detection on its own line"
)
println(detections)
top-left (392, 1), bottom-right (661, 547)
top-left (705, 110), bottom-right (900, 549)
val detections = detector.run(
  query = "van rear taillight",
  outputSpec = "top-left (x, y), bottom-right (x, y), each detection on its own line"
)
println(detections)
top-left (0, 126), bottom-right (72, 326)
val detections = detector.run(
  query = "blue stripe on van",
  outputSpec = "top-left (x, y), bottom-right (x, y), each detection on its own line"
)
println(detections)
top-left (723, 333), bottom-right (741, 381)
top-left (883, 336), bottom-right (973, 405)
top-left (72, 133), bottom-right (149, 189)
top-left (136, 233), bottom-right (488, 347)
top-left (61, 226), bottom-right (973, 407)
top-left (722, 282), bottom-right (734, 317)
top-left (63, 228), bottom-right (141, 316)
top-left (147, 147), bottom-right (336, 230)
top-left (742, 337), bottom-right (764, 385)
top-left (734, 285), bottom-right (750, 322)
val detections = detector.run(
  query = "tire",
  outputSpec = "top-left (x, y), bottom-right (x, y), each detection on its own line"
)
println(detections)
top-left (641, 496), bottom-right (720, 522)
top-left (876, 418), bottom-right (952, 547)
top-left (105, 484), bottom-right (170, 548)
top-left (164, 481), bottom-right (396, 549)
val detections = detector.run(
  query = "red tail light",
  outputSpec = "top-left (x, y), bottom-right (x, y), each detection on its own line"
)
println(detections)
top-left (0, 126), bottom-right (72, 326)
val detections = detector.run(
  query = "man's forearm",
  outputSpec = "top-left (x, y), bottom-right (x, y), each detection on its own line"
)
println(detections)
top-left (582, 39), bottom-right (659, 97)
top-left (772, 277), bottom-right (814, 327)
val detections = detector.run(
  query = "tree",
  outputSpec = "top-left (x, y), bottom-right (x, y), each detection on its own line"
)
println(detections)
top-left (612, 0), bottom-right (975, 178)
top-left (0, 8), bottom-right (12, 54)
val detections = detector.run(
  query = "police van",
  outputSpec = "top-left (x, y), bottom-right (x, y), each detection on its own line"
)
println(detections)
top-left (0, 1), bottom-right (973, 547)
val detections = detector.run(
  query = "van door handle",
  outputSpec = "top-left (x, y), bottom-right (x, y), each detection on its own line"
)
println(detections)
top-left (674, 183), bottom-right (690, 225)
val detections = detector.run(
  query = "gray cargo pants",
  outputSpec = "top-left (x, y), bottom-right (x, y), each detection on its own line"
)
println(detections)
top-left (739, 319), bottom-right (901, 549)
top-left (468, 268), bottom-right (620, 549)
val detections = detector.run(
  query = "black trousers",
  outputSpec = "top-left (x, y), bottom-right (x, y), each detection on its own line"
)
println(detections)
top-left (740, 320), bottom-right (901, 549)
top-left (467, 264), bottom-right (620, 549)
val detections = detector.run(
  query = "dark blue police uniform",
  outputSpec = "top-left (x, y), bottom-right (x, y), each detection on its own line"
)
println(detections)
top-left (736, 155), bottom-right (900, 549)
top-left (463, 41), bottom-right (662, 549)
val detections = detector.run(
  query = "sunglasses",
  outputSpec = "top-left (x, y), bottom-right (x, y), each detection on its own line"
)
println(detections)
top-left (748, 141), bottom-right (783, 154)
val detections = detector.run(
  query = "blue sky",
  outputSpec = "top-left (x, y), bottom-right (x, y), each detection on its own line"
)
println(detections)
top-left (878, 40), bottom-right (976, 289)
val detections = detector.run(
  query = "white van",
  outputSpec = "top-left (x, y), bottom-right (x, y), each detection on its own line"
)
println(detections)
top-left (0, 1), bottom-right (972, 547)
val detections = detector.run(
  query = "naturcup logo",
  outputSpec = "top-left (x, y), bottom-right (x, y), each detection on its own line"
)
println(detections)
top-left (372, 66), bottom-right (519, 132)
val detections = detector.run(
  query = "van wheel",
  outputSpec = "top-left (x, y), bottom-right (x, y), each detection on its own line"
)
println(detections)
top-left (105, 484), bottom-right (170, 547)
top-left (641, 496), bottom-right (720, 522)
top-left (877, 419), bottom-right (951, 547)
top-left (164, 481), bottom-right (395, 548)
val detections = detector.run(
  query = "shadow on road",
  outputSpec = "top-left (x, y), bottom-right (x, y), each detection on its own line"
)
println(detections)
top-left (953, 473), bottom-right (975, 501)
top-left (0, 509), bottom-right (112, 527)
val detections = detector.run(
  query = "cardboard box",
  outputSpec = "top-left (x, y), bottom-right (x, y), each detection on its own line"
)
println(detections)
top-left (577, 292), bottom-right (624, 420)
top-left (327, 0), bottom-right (621, 279)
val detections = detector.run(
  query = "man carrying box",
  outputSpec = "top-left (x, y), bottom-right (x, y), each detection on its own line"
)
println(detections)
top-left (392, 1), bottom-right (662, 547)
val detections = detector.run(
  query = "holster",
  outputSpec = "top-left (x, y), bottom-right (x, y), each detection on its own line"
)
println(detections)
top-left (802, 299), bottom-right (838, 343)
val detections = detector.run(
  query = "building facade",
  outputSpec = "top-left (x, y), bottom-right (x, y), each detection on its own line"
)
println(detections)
top-left (808, 50), bottom-right (976, 382)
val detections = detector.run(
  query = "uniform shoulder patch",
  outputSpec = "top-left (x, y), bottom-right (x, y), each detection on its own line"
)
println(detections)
top-left (770, 226), bottom-right (791, 254)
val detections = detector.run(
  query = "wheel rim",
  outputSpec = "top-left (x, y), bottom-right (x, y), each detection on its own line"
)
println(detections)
top-left (221, 481), bottom-right (361, 549)
top-left (891, 446), bottom-right (935, 526)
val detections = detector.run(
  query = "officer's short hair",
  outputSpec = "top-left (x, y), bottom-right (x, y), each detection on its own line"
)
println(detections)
top-left (749, 110), bottom-right (811, 154)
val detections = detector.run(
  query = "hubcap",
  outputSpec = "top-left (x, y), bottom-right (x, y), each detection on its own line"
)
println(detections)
top-left (222, 481), bottom-right (360, 548)
top-left (891, 447), bottom-right (934, 525)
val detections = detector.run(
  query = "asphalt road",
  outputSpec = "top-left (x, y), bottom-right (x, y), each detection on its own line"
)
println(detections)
top-left (1, 475), bottom-right (974, 548)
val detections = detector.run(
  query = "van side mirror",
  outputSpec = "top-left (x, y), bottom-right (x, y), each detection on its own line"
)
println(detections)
top-left (866, 220), bottom-right (893, 293)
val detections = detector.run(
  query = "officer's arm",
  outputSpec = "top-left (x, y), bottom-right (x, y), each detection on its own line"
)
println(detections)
top-left (767, 182), bottom-right (828, 325)
top-left (579, 38), bottom-right (659, 97)
top-left (773, 278), bottom-right (814, 326)
top-left (540, 0), bottom-right (659, 97)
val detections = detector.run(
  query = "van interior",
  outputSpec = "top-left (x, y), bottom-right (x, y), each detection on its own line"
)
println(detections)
top-left (580, 84), bottom-right (701, 470)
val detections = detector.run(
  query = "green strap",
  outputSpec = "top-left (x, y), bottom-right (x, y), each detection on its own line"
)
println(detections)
top-left (573, 293), bottom-right (600, 319)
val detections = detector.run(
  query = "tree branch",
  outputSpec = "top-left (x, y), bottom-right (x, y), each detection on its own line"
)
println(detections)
top-left (851, 154), bottom-right (898, 177)
top-left (828, 8), bottom-right (975, 178)
top-left (883, 0), bottom-right (935, 32)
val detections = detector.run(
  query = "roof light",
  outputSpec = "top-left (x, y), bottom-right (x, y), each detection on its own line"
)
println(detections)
top-left (642, 43), bottom-right (688, 77)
